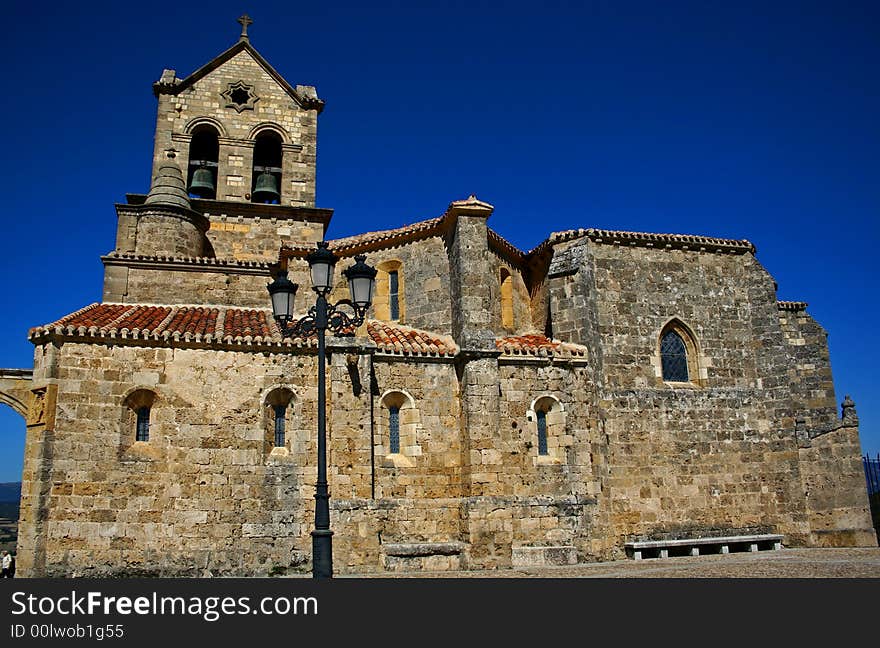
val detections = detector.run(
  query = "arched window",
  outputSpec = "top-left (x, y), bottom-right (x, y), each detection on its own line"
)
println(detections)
top-left (252, 132), bottom-right (283, 204)
top-left (660, 331), bottom-right (689, 382)
top-left (389, 270), bottom-right (400, 321)
top-left (536, 409), bottom-right (548, 456)
top-left (136, 406), bottom-right (151, 442)
top-left (264, 388), bottom-right (295, 456)
top-left (528, 396), bottom-right (566, 464)
top-left (187, 125), bottom-right (220, 199)
top-left (500, 268), bottom-right (514, 330)
top-left (374, 260), bottom-right (405, 322)
top-left (388, 405), bottom-right (400, 454)
top-left (658, 320), bottom-right (701, 385)
top-left (378, 390), bottom-right (420, 467)
top-left (273, 404), bottom-right (287, 447)
top-left (123, 389), bottom-right (157, 445)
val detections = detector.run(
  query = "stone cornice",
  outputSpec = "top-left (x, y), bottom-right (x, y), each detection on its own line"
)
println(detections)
top-left (528, 228), bottom-right (757, 257)
top-left (487, 229), bottom-right (526, 267)
top-left (101, 252), bottom-right (274, 276)
top-left (281, 216), bottom-right (447, 259)
top-left (125, 194), bottom-right (332, 228)
top-left (777, 301), bottom-right (808, 312)
top-left (115, 202), bottom-right (209, 232)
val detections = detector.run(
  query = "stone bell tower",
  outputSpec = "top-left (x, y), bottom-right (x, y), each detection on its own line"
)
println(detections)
top-left (151, 14), bottom-right (324, 207)
top-left (102, 16), bottom-right (333, 305)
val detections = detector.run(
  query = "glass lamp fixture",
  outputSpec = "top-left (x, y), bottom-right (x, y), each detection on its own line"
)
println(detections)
top-left (343, 254), bottom-right (378, 310)
top-left (267, 270), bottom-right (298, 327)
top-left (306, 241), bottom-right (338, 294)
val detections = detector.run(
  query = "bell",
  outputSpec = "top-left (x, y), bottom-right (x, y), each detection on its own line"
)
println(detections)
top-left (188, 167), bottom-right (215, 198)
top-left (252, 172), bottom-right (280, 203)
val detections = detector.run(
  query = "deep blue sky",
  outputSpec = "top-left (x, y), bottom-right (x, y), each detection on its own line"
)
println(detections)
top-left (1, 1), bottom-right (877, 481)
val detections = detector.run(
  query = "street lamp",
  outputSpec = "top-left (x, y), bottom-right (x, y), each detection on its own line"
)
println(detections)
top-left (267, 241), bottom-right (377, 579)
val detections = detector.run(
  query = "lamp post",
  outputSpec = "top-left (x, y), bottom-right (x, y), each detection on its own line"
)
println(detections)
top-left (267, 241), bottom-right (376, 579)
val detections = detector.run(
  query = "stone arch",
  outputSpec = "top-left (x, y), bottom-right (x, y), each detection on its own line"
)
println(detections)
top-left (655, 317), bottom-right (704, 386)
top-left (377, 389), bottom-right (420, 467)
top-left (184, 116), bottom-right (228, 137)
top-left (248, 122), bottom-right (291, 144)
top-left (527, 395), bottom-right (567, 464)
top-left (0, 370), bottom-right (33, 418)
top-left (0, 391), bottom-right (28, 418)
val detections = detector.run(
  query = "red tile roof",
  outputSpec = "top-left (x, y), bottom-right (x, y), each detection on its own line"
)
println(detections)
top-left (31, 305), bottom-right (593, 359)
top-left (367, 321), bottom-right (457, 357)
top-left (29, 303), bottom-right (457, 356)
top-left (281, 216), bottom-right (445, 259)
top-left (496, 334), bottom-right (589, 358)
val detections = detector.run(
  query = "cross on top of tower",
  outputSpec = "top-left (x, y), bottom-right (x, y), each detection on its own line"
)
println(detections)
top-left (237, 14), bottom-right (253, 41)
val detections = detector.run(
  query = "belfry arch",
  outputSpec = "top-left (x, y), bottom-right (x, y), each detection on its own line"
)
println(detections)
top-left (0, 369), bottom-right (34, 418)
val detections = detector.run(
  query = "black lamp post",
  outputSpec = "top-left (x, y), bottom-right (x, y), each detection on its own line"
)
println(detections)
top-left (267, 241), bottom-right (376, 579)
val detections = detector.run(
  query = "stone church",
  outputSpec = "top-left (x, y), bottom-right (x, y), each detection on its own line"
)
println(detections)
top-left (10, 19), bottom-right (876, 576)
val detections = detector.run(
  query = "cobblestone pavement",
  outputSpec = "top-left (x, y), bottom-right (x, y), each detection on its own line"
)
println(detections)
top-left (339, 547), bottom-right (880, 578)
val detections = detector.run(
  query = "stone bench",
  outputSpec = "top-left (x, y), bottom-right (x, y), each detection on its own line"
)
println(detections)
top-left (381, 542), bottom-right (465, 571)
top-left (625, 534), bottom-right (784, 560)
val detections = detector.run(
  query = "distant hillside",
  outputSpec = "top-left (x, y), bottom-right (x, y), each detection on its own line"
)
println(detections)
top-left (0, 482), bottom-right (21, 503)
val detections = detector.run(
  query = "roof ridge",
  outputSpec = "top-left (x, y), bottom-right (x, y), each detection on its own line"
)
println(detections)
top-left (154, 40), bottom-right (323, 112)
top-left (525, 227), bottom-right (756, 257)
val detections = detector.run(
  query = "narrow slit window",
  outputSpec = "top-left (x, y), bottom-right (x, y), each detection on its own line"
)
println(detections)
top-left (389, 270), bottom-right (400, 320)
top-left (389, 405), bottom-right (400, 454)
top-left (273, 404), bottom-right (286, 447)
top-left (537, 409), bottom-right (548, 456)
top-left (661, 330), bottom-right (689, 382)
top-left (136, 407), bottom-right (150, 442)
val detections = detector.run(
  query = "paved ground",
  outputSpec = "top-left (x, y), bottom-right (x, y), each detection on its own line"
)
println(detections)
top-left (340, 547), bottom-right (880, 578)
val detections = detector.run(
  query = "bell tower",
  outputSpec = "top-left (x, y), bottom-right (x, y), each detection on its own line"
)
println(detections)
top-left (102, 17), bottom-right (333, 305)
top-left (150, 14), bottom-right (324, 207)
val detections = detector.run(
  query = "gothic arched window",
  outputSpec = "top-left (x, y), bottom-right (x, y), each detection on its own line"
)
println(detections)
top-left (660, 330), bottom-right (689, 382)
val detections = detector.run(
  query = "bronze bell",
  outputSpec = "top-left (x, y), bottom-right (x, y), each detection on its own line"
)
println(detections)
top-left (188, 167), bottom-right (216, 198)
top-left (252, 171), bottom-right (280, 203)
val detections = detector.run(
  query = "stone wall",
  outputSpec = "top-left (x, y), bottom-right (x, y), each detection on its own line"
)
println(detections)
top-left (104, 265), bottom-right (274, 308)
top-left (329, 237), bottom-right (454, 335)
top-left (489, 250), bottom-right (534, 335)
top-left (543, 237), bottom-right (875, 550)
top-left (19, 342), bottom-right (320, 576)
top-left (777, 305), bottom-right (838, 430)
top-left (205, 212), bottom-right (324, 262)
top-left (798, 424), bottom-right (876, 546)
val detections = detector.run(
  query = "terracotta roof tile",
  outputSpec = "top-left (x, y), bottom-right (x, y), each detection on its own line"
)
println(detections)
top-left (496, 333), bottom-right (589, 358)
top-left (281, 216), bottom-right (445, 258)
top-left (29, 303), bottom-right (458, 357)
top-left (367, 321), bottom-right (457, 357)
